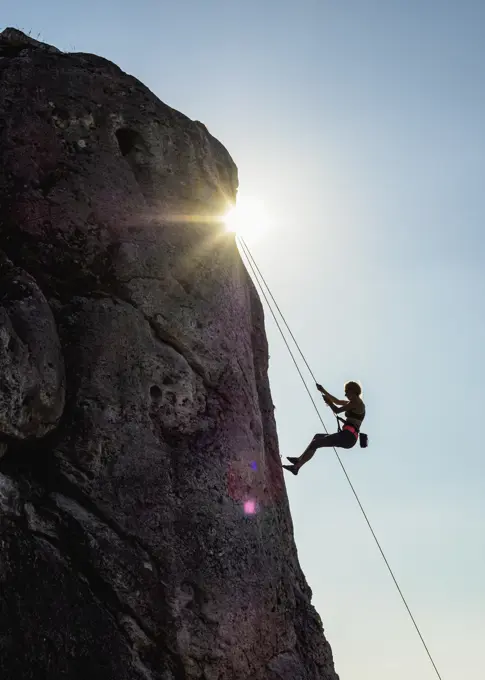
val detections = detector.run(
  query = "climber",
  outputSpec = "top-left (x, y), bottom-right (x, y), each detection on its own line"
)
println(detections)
top-left (283, 381), bottom-right (365, 476)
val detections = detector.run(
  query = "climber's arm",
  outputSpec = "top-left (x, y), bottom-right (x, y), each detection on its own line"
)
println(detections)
top-left (328, 397), bottom-right (349, 406)
top-left (323, 396), bottom-right (353, 414)
top-left (316, 384), bottom-right (348, 406)
top-left (332, 404), bottom-right (350, 414)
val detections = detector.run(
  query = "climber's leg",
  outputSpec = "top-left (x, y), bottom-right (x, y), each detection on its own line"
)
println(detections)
top-left (282, 464), bottom-right (299, 475)
top-left (284, 435), bottom-right (330, 474)
top-left (285, 431), bottom-right (356, 475)
top-left (294, 433), bottom-right (339, 469)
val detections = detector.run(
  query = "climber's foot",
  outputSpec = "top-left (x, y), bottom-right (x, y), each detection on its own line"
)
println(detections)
top-left (282, 464), bottom-right (299, 476)
top-left (287, 456), bottom-right (299, 465)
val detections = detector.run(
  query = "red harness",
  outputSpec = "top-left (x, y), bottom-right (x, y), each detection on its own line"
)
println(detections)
top-left (342, 424), bottom-right (359, 438)
top-left (336, 416), bottom-right (359, 438)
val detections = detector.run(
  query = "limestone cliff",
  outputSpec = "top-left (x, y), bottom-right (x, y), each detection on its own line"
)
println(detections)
top-left (0, 28), bottom-right (339, 680)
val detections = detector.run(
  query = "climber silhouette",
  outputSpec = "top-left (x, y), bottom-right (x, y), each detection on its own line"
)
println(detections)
top-left (283, 381), bottom-right (365, 476)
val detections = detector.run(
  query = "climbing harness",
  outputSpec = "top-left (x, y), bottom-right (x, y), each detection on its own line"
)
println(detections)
top-left (336, 415), bottom-right (358, 437)
top-left (335, 415), bottom-right (368, 448)
top-left (237, 235), bottom-right (443, 680)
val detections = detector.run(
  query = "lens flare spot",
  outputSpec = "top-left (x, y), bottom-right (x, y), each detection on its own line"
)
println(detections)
top-left (244, 499), bottom-right (257, 515)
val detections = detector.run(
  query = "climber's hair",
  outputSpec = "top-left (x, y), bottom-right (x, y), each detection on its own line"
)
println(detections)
top-left (345, 381), bottom-right (362, 397)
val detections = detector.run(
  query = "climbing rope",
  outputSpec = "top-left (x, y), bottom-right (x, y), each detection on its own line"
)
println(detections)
top-left (237, 235), bottom-right (443, 680)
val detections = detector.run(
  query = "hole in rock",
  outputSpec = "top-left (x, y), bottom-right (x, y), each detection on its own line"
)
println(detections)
top-left (162, 376), bottom-right (175, 386)
top-left (150, 385), bottom-right (162, 399)
top-left (52, 106), bottom-right (70, 121)
top-left (116, 128), bottom-right (143, 157)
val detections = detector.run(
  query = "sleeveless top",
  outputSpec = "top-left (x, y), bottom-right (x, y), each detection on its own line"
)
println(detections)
top-left (344, 400), bottom-right (366, 430)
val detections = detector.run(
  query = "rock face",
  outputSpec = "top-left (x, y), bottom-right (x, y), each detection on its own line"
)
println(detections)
top-left (0, 28), bottom-right (338, 680)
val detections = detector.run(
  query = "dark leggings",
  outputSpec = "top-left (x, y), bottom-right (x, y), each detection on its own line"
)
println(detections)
top-left (311, 429), bottom-right (357, 450)
top-left (293, 428), bottom-right (357, 472)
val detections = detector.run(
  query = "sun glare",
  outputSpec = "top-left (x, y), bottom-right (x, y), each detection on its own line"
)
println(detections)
top-left (224, 195), bottom-right (271, 241)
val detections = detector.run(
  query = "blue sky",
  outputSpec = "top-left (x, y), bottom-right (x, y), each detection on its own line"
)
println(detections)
top-left (3, 2), bottom-right (484, 678)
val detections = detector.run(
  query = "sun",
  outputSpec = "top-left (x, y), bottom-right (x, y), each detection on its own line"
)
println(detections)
top-left (223, 195), bottom-right (271, 241)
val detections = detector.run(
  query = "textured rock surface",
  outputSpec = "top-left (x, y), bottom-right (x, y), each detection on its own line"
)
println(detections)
top-left (0, 252), bottom-right (65, 444)
top-left (0, 28), bottom-right (339, 680)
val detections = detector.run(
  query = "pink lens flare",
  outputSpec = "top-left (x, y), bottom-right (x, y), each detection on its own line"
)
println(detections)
top-left (243, 499), bottom-right (257, 515)
top-left (226, 454), bottom-right (285, 508)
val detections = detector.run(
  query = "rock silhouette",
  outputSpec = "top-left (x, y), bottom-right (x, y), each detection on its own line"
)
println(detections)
top-left (0, 28), bottom-right (339, 680)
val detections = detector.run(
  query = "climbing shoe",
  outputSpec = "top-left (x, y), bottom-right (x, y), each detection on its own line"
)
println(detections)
top-left (286, 457), bottom-right (299, 465)
top-left (282, 464), bottom-right (298, 476)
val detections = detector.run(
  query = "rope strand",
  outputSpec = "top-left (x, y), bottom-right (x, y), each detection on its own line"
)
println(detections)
top-left (237, 235), bottom-right (443, 680)
top-left (238, 237), bottom-right (330, 434)
top-left (239, 237), bottom-right (318, 383)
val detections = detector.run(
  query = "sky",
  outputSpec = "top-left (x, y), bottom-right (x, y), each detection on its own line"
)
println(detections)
top-left (3, 1), bottom-right (484, 678)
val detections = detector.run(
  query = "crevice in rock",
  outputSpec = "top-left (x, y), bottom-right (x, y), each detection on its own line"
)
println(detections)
top-left (26, 513), bottom-right (160, 676)
top-left (0, 433), bottom-right (163, 588)
top-left (101, 290), bottom-right (227, 399)
top-left (0, 421), bottom-right (185, 679)
top-left (115, 274), bottom-right (210, 306)
top-left (171, 275), bottom-right (192, 297)
top-left (236, 356), bottom-right (256, 406)
top-left (49, 464), bottom-right (162, 579)
top-left (0, 434), bottom-right (56, 496)
top-left (116, 128), bottom-right (143, 157)
top-left (44, 502), bottom-right (157, 641)
top-left (149, 318), bottom-right (211, 386)
top-left (114, 128), bottom-right (155, 202)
